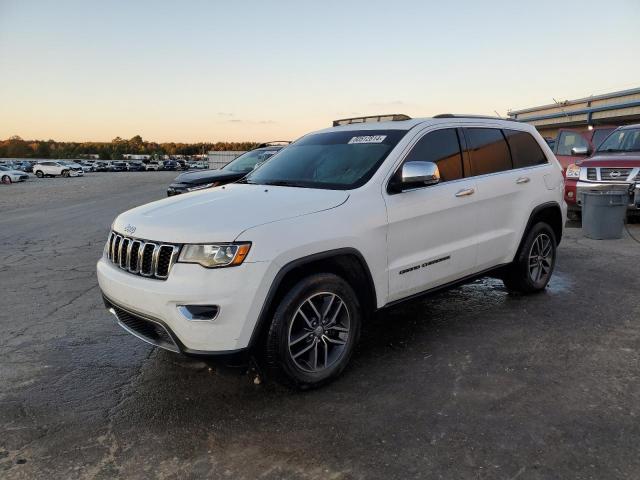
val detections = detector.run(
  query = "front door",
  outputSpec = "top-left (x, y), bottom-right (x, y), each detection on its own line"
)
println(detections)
top-left (384, 127), bottom-right (480, 302)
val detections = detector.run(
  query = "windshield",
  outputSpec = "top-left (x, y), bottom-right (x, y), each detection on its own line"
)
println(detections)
top-left (223, 149), bottom-right (279, 173)
top-left (244, 130), bottom-right (406, 189)
top-left (597, 128), bottom-right (640, 152)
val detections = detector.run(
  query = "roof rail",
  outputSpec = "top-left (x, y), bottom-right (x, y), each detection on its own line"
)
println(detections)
top-left (256, 141), bottom-right (291, 147)
top-left (332, 114), bottom-right (412, 127)
top-left (433, 113), bottom-right (517, 121)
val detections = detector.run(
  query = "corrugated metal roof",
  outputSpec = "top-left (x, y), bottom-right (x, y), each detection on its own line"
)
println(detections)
top-left (508, 87), bottom-right (640, 116)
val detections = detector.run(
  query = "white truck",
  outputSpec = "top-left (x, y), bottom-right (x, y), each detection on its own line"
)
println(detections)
top-left (97, 114), bottom-right (566, 389)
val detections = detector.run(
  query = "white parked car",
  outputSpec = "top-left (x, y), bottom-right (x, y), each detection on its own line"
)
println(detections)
top-left (0, 165), bottom-right (29, 183)
top-left (146, 161), bottom-right (161, 171)
top-left (33, 160), bottom-right (84, 178)
top-left (97, 114), bottom-right (566, 389)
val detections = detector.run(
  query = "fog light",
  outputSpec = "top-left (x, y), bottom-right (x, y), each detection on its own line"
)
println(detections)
top-left (568, 191), bottom-right (574, 198)
top-left (177, 305), bottom-right (219, 321)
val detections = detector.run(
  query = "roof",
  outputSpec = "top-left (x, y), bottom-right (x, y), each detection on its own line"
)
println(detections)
top-left (509, 87), bottom-right (640, 115)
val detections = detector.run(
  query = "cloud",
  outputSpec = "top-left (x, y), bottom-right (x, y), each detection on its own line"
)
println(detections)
top-left (217, 112), bottom-right (234, 117)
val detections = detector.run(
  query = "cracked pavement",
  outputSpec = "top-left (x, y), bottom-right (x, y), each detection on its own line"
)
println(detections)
top-left (1, 173), bottom-right (640, 479)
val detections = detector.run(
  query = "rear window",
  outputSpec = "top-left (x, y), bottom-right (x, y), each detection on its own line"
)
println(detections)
top-left (464, 128), bottom-right (512, 176)
top-left (503, 129), bottom-right (548, 168)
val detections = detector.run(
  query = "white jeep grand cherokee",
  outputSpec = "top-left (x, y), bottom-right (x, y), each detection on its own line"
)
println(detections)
top-left (97, 114), bottom-right (566, 389)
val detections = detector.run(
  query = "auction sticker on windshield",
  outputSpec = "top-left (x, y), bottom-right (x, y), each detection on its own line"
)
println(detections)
top-left (348, 135), bottom-right (387, 144)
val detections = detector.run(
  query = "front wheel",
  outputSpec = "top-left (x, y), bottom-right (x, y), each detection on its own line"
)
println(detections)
top-left (1, 175), bottom-right (11, 184)
top-left (35, 170), bottom-right (44, 178)
top-left (502, 222), bottom-right (557, 293)
top-left (263, 273), bottom-right (361, 389)
top-left (61, 170), bottom-right (70, 177)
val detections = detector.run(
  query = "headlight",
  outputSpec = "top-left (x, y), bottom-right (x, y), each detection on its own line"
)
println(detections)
top-left (565, 164), bottom-right (581, 178)
top-left (186, 182), bottom-right (217, 192)
top-left (178, 243), bottom-right (251, 268)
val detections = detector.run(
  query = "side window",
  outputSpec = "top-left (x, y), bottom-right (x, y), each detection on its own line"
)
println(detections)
top-left (464, 128), bottom-right (512, 176)
top-left (404, 128), bottom-right (463, 182)
top-left (556, 131), bottom-right (589, 155)
top-left (503, 129), bottom-right (548, 168)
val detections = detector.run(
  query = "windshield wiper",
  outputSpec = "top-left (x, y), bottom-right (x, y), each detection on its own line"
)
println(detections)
top-left (261, 180), bottom-right (308, 187)
top-left (599, 148), bottom-right (623, 153)
top-left (235, 178), bottom-right (257, 184)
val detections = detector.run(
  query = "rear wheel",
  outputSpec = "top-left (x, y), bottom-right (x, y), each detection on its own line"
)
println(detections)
top-left (35, 170), bottom-right (44, 178)
top-left (263, 273), bottom-right (361, 389)
top-left (1, 175), bottom-right (11, 184)
top-left (502, 222), bottom-right (557, 293)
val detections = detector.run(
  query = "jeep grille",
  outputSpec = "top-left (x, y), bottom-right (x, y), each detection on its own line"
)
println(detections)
top-left (106, 231), bottom-right (180, 280)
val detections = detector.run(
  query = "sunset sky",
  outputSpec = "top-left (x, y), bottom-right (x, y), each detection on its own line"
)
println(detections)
top-left (1, 0), bottom-right (639, 143)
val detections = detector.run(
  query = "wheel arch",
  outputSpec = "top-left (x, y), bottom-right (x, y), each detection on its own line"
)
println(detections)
top-left (248, 248), bottom-right (377, 349)
top-left (517, 201), bottom-right (564, 257)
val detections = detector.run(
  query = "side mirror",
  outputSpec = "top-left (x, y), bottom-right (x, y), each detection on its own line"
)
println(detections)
top-left (394, 161), bottom-right (440, 192)
top-left (571, 146), bottom-right (589, 156)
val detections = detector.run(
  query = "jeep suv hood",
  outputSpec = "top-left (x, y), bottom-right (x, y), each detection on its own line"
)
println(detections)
top-left (112, 183), bottom-right (349, 243)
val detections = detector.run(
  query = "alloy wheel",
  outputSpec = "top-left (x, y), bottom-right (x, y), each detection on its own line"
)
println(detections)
top-left (528, 233), bottom-right (553, 284)
top-left (287, 292), bottom-right (350, 373)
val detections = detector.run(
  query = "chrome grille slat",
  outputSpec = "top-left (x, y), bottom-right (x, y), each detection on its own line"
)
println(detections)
top-left (104, 231), bottom-right (179, 280)
top-left (119, 238), bottom-right (130, 269)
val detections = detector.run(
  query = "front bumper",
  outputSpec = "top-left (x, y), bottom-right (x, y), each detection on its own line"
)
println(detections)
top-left (97, 256), bottom-right (271, 353)
top-left (576, 181), bottom-right (640, 210)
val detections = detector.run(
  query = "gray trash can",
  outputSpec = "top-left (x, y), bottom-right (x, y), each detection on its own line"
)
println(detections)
top-left (580, 190), bottom-right (628, 240)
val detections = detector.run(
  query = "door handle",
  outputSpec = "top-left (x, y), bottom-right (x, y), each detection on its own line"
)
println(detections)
top-left (455, 187), bottom-right (475, 197)
top-left (516, 176), bottom-right (530, 184)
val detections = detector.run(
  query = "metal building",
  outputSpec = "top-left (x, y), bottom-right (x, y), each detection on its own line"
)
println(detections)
top-left (508, 87), bottom-right (640, 138)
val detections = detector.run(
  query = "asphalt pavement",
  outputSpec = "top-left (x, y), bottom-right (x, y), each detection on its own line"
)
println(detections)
top-left (1, 173), bottom-right (639, 479)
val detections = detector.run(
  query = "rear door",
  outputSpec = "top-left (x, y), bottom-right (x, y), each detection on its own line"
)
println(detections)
top-left (463, 127), bottom-right (551, 271)
top-left (385, 127), bottom-right (479, 301)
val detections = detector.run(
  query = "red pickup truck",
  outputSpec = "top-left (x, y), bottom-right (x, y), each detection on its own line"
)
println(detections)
top-left (564, 124), bottom-right (640, 216)
top-left (552, 126), bottom-right (616, 171)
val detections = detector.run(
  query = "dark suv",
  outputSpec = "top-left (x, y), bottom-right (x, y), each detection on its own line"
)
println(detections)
top-left (167, 143), bottom-right (288, 196)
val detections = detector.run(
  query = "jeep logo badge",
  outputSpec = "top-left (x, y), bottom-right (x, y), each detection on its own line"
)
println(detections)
top-left (124, 224), bottom-right (136, 234)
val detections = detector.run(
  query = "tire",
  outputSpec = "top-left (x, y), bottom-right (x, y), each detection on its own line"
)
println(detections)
top-left (1, 175), bottom-right (11, 184)
top-left (35, 170), bottom-right (44, 178)
top-left (61, 170), bottom-right (70, 177)
top-left (502, 222), bottom-right (557, 293)
top-left (263, 273), bottom-right (361, 389)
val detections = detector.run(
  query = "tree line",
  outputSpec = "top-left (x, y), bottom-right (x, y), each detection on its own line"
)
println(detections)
top-left (0, 135), bottom-right (261, 160)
